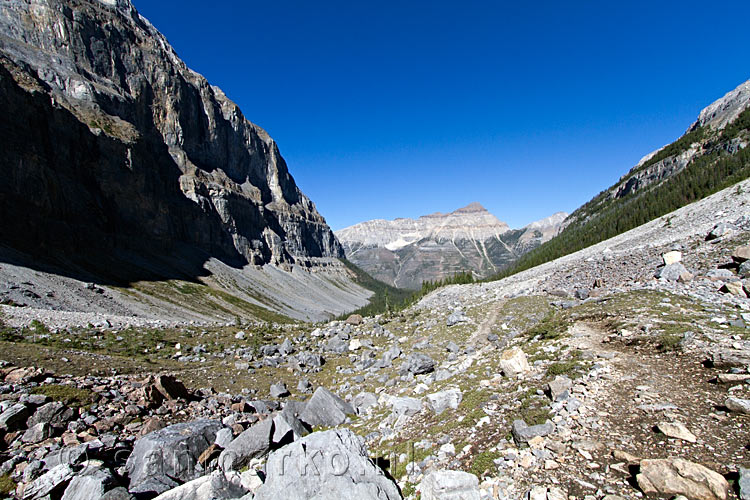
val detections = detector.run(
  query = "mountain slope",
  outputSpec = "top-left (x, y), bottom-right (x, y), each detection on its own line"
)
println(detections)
top-left (0, 0), bottom-right (370, 322)
top-left (337, 204), bottom-right (567, 289)
top-left (494, 79), bottom-right (750, 280)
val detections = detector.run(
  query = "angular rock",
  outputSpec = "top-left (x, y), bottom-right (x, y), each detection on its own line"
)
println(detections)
top-left (270, 382), bottom-right (290, 398)
top-left (389, 397), bottom-right (422, 417)
top-left (733, 245), bottom-right (750, 263)
top-left (656, 263), bottom-right (689, 281)
top-left (426, 389), bottom-right (462, 415)
top-left (153, 375), bottom-right (191, 401)
top-left (0, 403), bottom-right (30, 431)
top-left (272, 409), bottom-right (309, 445)
top-left (215, 428), bottom-right (234, 448)
top-left (100, 487), bottom-right (135, 500)
top-left (297, 378), bottom-right (313, 393)
top-left (721, 281), bottom-right (747, 297)
top-left (707, 222), bottom-right (737, 240)
top-left (419, 470), bottom-right (480, 500)
top-left (345, 314), bottom-right (363, 325)
top-left (637, 458), bottom-right (728, 500)
top-left (662, 251), bottom-right (682, 265)
top-left (400, 353), bottom-right (436, 375)
top-left (725, 397), bottom-right (750, 414)
top-left (254, 429), bottom-right (401, 500)
top-left (299, 387), bottom-right (355, 427)
top-left (218, 418), bottom-right (273, 471)
top-left (28, 401), bottom-right (75, 430)
top-left (152, 470), bottom-right (247, 500)
top-left (126, 419), bottom-right (221, 495)
top-left (22, 422), bottom-right (51, 444)
top-left (447, 311), bottom-right (469, 327)
top-left (739, 467), bottom-right (750, 500)
top-left (23, 464), bottom-right (74, 499)
top-left (511, 419), bottom-right (554, 444)
top-left (656, 422), bottom-right (697, 443)
top-left (499, 348), bottom-right (530, 377)
top-left (353, 392), bottom-right (378, 415)
top-left (547, 376), bottom-right (572, 402)
top-left (61, 468), bottom-right (114, 500)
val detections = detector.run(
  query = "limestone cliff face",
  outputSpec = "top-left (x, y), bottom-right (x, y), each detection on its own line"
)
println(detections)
top-left (0, 0), bottom-right (342, 272)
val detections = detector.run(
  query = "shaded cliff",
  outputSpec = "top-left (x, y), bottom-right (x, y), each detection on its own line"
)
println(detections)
top-left (0, 0), bottom-right (343, 284)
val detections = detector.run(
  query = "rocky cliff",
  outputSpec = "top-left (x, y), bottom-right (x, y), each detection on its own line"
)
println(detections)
top-left (336, 204), bottom-right (567, 289)
top-left (0, 0), bottom-right (375, 322)
top-left (0, 0), bottom-right (342, 274)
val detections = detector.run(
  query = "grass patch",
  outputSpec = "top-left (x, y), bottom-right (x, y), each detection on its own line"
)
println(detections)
top-left (0, 474), bottom-right (14, 495)
top-left (525, 312), bottom-right (570, 340)
top-left (547, 360), bottom-right (579, 376)
top-left (32, 384), bottom-right (97, 408)
top-left (470, 450), bottom-right (501, 478)
top-left (658, 333), bottom-right (683, 352)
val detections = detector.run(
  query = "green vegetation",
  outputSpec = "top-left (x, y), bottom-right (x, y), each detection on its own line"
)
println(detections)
top-left (491, 123), bottom-right (750, 281)
top-left (720, 107), bottom-right (750, 141)
top-left (470, 450), bottom-right (501, 477)
top-left (658, 333), bottom-right (683, 351)
top-left (31, 384), bottom-right (96, 408)
top-left (634, 125), bottom-right (706, 175)
top-left (0, 474), bottom-right (15, 495)
top-left (547, 360), bottom-right (580, 376)
top-left (525, 311), bottom-right (570, 340)
top-left (342, 260), bottom-right (476, 317)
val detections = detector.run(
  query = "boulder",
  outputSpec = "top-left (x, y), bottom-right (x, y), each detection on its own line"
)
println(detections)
top-left (637, 458), bottom-right (728, 500)
top-left (400, 353), bottom-right (436, 375)
top-left (61, 468), bottom-right (115, 500)
top-left (499, 348), bottom-right (530, 377)
top-left (153, 375), bottom-right (190, 401)
top-left (22, 464), bottom-right (74, 499)
top-left (721, 281), bottom-right (747, 297)
top-left (656, 263), bottom-right (689, 281)
top-left (218, 417), bottom-right (273, 471)
top-left (733, 245), bottom-right (750, 263)
top-left (739, 261), bottom-right (750, 277)
top-left (426, 389), bottom-right (463, 415)
top-left (272, 409), bottom-right (309, 445)
top-left (447, 311), bottom-right (469, 327)
top-left (22, 422), bottom-right (51, 444)
top-left (0, 403), bottom-right (30, 432)
top-left (739, 467), bottom-right (750, 500)
top-left (100, 487), bottom-right (135, 500)
top-left (662, 251), bottom-right (682, 265)
top-left (299, 387), bottom-right (355, 427)
top-left (28, 401), bottom-right (75, 430)
top-left (725, 397), bottom-right (750, 414)
top-left (253, 429), bottom-right (401, 500)
top-left (656, 422), bottom-right (697, 443)
top-left (269, 382), bottom-right (290, 398)
top-left (297, 378), bottom-right (313, 393)
top-left (345, 314), bottom-right (363, 325)
top-left (353, 392), bottom-right (378, 415)
top-left (388, 396), bottom-right (422, 417)
top-left (547, 376), bottom-right (572, 402)
top-left (419, 470), bottom-right (480, 500)
top-left (151, 471), bottom-right (247, 500)
top-left (511, 419), bottom-right (554, 444)
top-left (707, 223), bottom-right (737, 240)
top-left (126, 419), bottom-right (221, 495)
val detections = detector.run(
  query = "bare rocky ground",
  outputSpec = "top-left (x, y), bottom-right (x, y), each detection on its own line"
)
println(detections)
top-left (1, 180), bottom-right (750, 500)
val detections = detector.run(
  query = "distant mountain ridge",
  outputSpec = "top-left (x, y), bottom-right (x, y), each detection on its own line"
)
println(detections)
top-left (498, 78), bottom-right (750, 279)
top-left (336, 204), bottom-right (567, 289)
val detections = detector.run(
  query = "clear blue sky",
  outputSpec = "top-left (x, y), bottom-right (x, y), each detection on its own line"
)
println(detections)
top-left (134, 0), bottom-right (749, 230)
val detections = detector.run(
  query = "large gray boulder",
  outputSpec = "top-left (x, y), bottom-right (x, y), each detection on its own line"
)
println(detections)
top-left (511, 419), bottom-right (554, 443)
top-left (299, 387), bottom-right (355, 427)
top-left (400, 353), bottom-right (435, 375)
top-left (151, 471), bottom-right (247, 500)
top-left (419, 470), bottom-right (480, 500)
top-left (254, 429), bottom-right (401, 500)
top-left (0, 403), bottom-right (30, 432)
top-left (637, 458), bottom-right (728, 500)
top-left (61, 468), bottom-right (115, 500)
top-left (126, 419), bottom-right (221, 495)
top-left (219, 418), bottom-right (274, 471)
top-left (426, 389), bottom-right (463, 415)
top-left (22, 464), bottom-right (74, 499)
top-left (656, 263), bottom-right (689, 281)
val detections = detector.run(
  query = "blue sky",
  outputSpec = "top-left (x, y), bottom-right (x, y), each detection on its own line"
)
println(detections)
top-left (135, 1), bottom-right (749, 230)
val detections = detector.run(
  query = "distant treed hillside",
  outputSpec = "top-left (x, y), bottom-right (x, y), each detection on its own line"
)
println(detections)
top-left (491, 84), bottom-right (750, 281)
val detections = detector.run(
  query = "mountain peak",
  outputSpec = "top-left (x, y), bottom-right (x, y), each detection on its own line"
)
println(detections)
top-left (453, 202), bottom-right (488, 214)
